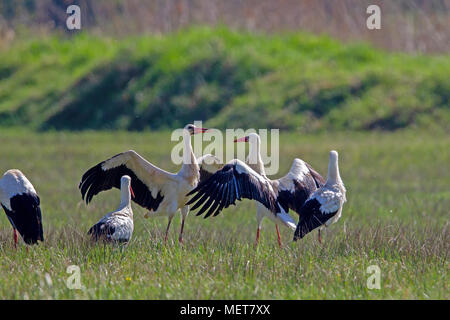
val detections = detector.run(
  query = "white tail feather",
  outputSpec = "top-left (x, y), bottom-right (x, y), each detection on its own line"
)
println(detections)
top-left (276, 212), bottom-right (297, 231)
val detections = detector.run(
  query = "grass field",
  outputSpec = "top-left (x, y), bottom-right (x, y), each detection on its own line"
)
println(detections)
top-left (0, 129), bottom-right (448, 299)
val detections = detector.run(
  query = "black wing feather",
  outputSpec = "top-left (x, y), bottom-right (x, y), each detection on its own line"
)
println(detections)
top-left (199, 167), bottom-right (214, 184)
top-left (293, 198), bottom-right (338, 241)
top-left (88, 222), bottom-right (116, 242)
top-left (305, 162), bottom-right (326, 188)
top-left (79, 156), bottom-right (164, 212)
top-left (204, 183), bottom-right (226, 218)
top-left (277, 161), bottom-right (325, 215)
top-left (2, 193), bottom-right (44, 245)
top-left (187, 162), bottom-right (279, 218)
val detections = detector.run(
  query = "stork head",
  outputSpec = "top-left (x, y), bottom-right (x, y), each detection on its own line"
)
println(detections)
top-left (120, 175), bottom-right (135, 199)
top-left (184, 124), bottom-right (208, 136)
top-left (234, 136), bottom-right (248, 143)
top-left (234, 132), bottom-right (260, 144)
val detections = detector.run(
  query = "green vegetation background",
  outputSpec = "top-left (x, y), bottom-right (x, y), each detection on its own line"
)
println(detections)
top-left (1, 27), bottom-right (449, 132)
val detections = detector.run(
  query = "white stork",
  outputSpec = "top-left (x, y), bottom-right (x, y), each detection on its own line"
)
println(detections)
top-left (187, 133), bottom-right (325, 246)
top-left (293, 150), bottom-right (346, 242)
top-left (0, 169), bottom-right (44, 247)
top-left (88, 175), bottom-right (135, 243)
top-left (79, 124), bottom-right (220, 244)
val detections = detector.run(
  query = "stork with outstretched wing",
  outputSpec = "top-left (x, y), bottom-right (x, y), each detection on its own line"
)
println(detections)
top-left (79, 124), bottom-right (223, 244)
top-left (187, 133), bottom-right (325, 246)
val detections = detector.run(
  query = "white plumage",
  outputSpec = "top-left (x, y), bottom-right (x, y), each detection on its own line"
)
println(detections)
top-left (293, 150), bottom-right (347, 242)
top-left (88, 175), bottom-right (134, 242)
top-left (0, 170), bottom-right (37, 211)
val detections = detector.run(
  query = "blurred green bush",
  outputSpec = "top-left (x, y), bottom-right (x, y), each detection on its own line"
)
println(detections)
top-left (0, 27), bottom-right (448, 132)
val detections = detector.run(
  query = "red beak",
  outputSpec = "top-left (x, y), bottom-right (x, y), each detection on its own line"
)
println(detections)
top-left (193, 127), bottom-right (209, 134)
top-left (234, 136), bottom-right (249, 143)
top-left (130, 185), bottom-right (135, 199)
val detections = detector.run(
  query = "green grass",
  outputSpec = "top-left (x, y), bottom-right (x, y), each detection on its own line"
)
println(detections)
top-left (0, 27), bottom-right (449, 132)
top-left (0, 129), bottom-right (448, 299)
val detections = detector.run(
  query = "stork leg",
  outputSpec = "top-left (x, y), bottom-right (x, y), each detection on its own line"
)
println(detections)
top-left (254, 228), bottom-right (261, 247)
top-left (178, 207), bottom-right (189, 244)
top-left (275, 224), bottom-right (282, 248)
top-left (318, 229), bottom-right (322, 244)
top-left (178, 218), bottom-right (185, 244)
top-left (164, 216), bottom-right (173, 244)
top-left (13, 228), bottom-right (18, 249)
top-left (255, 210), bottom-right (264, 247)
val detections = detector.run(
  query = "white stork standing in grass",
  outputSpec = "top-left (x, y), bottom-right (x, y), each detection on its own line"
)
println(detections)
top-left (88, 175), bottom-right (135, 243)
top-left (0, 170), bottom-right (44, 247)
top-left (187, 133), bottom-right (325, 246)
top-left (79, 124), bottom-right (222, 244)
top-left (293, 150), bottom-right (346, 242)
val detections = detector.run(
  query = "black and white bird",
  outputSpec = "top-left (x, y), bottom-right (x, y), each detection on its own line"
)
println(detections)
top-left (0, 169), bottom-right (44, 246)
top-left (293, 150), bottom-right (346, 242)
top-left (196, 154), bottom-right (223, 183)
top-left (187, 133), bottom-right (325, 246)
top-left (88, 175), bottom-right (135, 243)
top-left (79, 124), bottom-right (222, 244)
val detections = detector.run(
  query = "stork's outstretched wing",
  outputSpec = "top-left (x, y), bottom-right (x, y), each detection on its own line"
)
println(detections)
top-left (274, 158), bottom-right (325, 214)
top-left (186, 159), bottom-right (280, 218)
top-left (79, 150), bottom-right (176, 211)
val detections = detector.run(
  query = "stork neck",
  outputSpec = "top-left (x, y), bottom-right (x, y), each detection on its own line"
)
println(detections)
top-left (248, 137), bottom-right (265, 176)
top-left (180, 131), bottom-right (200, 181)
top-left (119, 186), bottom-right (132, 210)
top-left (182, 131), bottom-right (196, 165)
top-left (326, 158), bottom-right (342, 186)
